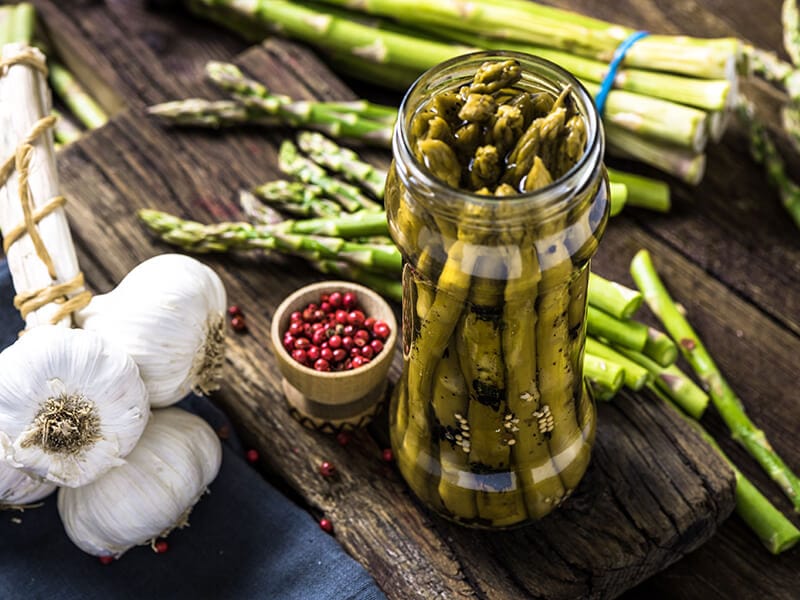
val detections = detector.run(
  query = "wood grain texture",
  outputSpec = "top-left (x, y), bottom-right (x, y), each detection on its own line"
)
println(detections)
top-left (16, 0), bottom-right (800, 598)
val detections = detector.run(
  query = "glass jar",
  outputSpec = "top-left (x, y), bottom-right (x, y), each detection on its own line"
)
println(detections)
top-left (385, 52), bottom-right (609, 528)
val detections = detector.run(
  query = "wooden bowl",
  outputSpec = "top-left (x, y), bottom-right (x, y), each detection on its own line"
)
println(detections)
top-left (270, 281), bottom-right (398, 433)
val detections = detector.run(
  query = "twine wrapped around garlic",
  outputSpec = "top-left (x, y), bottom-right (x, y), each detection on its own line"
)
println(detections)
top-left (0, 43), bottom-right (225, 555)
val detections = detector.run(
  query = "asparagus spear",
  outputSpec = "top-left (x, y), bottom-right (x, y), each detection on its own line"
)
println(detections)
top-left (431, 341), bottom-right (478, 521)
top-left (315, 0), bottom-right (740, 79)
top-left (631, 249), bottom-right (800, 511)
top-left (586, 305), bottom-right (648, 352)
top-left (279, 140), bottom-right (382, 212)
top-left (583, 353), bottom-right (626, 401)
top-left (605, 168), bottom-right (671, 213)
top-left (615, 347), bottom-right (709, 420)
top-left (147, 98), bottom-right (280, 128)
top-left (736, 97), bottom-right (800, 230)
top-left (250, 180), bottom-right (343, 218)
top-left (311, 260), bottom-right (402, 302)
top-left (206, 61), bottom-right (395, 145)
top-left (268, 210), bottom-right (389, 238)
top-left (587, 273), bottom-right (642, 319)
top-left (189, 0), bottom-right (472, 72)
top-left (296, 131), bottom-right (388, 199)
top-left (48, 61), bottom-right (108, 130)
top-left (649, 385), bottom-right (800, 555)
top-left (642, 326), bottom-right (678, 367)
top-left (585, 337), bottom-right (651, 391)
top-left (137, 209), bottom-right (402, 274)
top-left (609, 182), bottom-right (627, 217)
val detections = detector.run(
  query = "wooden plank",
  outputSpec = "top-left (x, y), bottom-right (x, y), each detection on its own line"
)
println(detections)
top-left (42, 33), bottom-right (736, 598)
top-left (22, 0), bottom-right (800, 598)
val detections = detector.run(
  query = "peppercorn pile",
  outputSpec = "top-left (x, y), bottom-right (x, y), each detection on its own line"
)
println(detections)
top-left (281, 290), bottom-right (391, 372)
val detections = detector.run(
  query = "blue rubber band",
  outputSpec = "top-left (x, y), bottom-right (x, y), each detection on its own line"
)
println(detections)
top-left (595, 30), bottom-right (650, 117)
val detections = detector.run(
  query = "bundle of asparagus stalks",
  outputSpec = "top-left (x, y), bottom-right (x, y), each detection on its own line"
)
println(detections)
top-left (139, 131), bottom-right (799, 550)
top-left (151, 0), bottom-right (800, 228)
top-left (0, 3), bottom-right (108, 148)
top-left (174, 0), bottom-right (743, 185)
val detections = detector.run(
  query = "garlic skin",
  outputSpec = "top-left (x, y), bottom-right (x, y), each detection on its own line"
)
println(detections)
top-left (0, 326), bottom-right (149, 487)
top-left (57, 407), bottom-right (222, 557)
top-left (1, 462), bottom-right (56, 507)
top-left (76, 254), bottom-right (227, 407)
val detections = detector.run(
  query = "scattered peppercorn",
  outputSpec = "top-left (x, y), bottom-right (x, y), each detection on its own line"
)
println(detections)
top-left (319, 461), bottom-right (336, 477)
top-left (319, 518), bottom-right (334, 534)
top-left (231, 315), bottom-right (248, 333)
top-left (336, 431), bottom-right (351, 446)
top-left (246, 449), bottom-right (259, 463)
top-left (154, 540), bottom-right (169, 554)
top-left (99, 556), bottom-right (114, 565)
top-left (382, 448), bottom-right (394, 462)
top-left (228, 305), bottom-right (243, 317)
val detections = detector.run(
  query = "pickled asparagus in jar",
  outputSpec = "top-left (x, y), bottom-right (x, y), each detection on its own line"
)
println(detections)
top-left (387, 53), bottom-right (608, 528)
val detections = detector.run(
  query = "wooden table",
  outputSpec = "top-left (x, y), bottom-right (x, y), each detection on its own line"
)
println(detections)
top-left (15, 0), bottom-right (800, 597)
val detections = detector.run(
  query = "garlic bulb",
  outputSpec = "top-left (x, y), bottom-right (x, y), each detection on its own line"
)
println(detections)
top-left (0, 326), bottom-right (149, 487)
top-left (76, 254), bottom-right (227, 407)
top-left (58, 407), bottom-right (222, 557)
top-left (1, 462), bottom-right (56, 507)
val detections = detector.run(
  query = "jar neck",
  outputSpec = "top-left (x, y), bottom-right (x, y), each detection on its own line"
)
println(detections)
top-left (392, 51), bottom-right (604, 225)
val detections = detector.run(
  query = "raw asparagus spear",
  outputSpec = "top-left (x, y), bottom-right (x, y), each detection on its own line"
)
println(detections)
top-left (583, 353), bottom-right (626, 401)
top-left (297, 131), bottom-right (388, 199)
top-left (137, 209), bottom-right (401, 274)
top-left (587, 273), bottom-right (642, 319)
top-left (48, 61), bottom-right (108, 130)
top-left (605, 168), bottom-right (671, 213)
top-left (279, 140), bottom-right (382, 212)
top-left (631, 249), bottom-right (800, 512)
top-left (586, 305), bottom-right (648, 351)
top-left (251, 180), bottom-right (343, 218)
top-left (649, 385), bottom-right (800, 555)
top-left (206, 61), bottom-right (395, 145)
top-left (311, 260), bottom-right (402, 303)
top-left (615, 347), bottom-right (709, 419)
top-left (147, 98), bottom-right (281, 128)
top-left (585, 337), bottom-right (651, 391)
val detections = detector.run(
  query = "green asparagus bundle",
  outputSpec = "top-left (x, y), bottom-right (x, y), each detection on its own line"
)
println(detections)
top-left (182, 0), bottom-right (741, 184)
top-left (0, 2), bottom-right (34, 45)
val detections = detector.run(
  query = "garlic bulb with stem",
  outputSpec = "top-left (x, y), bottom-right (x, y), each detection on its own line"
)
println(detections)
top-left (76, 254), bottom-right (227, 407)
top-left (0, 325), bottom-right (150, 487)
top-left (1, 461), bottom-right (56, 507)
top-left (58, 407), bottom-right (223, 558)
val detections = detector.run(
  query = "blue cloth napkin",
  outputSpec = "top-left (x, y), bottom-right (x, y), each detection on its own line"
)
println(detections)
top-left (0, 259), bottom-right (385, 600)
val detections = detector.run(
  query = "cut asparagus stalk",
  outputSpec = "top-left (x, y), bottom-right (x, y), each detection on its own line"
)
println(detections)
top-left (0, 43), bottom-right (86, 327)
top-left (585, 337), bottom-right (651, 390)
top-left (605, 168), bottom-right (671, 213)
top-left (587, 273), bottom-right (642, 319)
top-left (631, 249), bottom-right (800, 512)
top-left (642, 326), bottom-right (678, 367)
top-left (649, 385), bottom-right (800, 555)
top-left (583, 353), bottom-right (626, 401)
top-left (616, 347), bottom-right (709, 419)
top-left (609, 182), bottom-right (627, 216)
top-left (605, 124), bottom-right (707, 185)
top-left (0, 2), bottom-right (34, 45)
top-left (268, 210), bottom-right (389, 239)
top-left (586, 305), bottom-right (648, 351)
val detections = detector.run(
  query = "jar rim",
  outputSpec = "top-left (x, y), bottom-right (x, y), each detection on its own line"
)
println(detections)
top-left (394, 50), bottom-right (604, 211)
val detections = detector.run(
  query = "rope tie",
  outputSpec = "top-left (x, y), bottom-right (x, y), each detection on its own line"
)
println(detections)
top-left (595, 31), bottom-right (650, 117)
top-left (0, 50), bottom-right (90, 325)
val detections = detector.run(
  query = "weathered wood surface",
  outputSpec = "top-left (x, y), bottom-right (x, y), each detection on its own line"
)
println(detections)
top-left (20, 0), bottom-right (800, 598)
